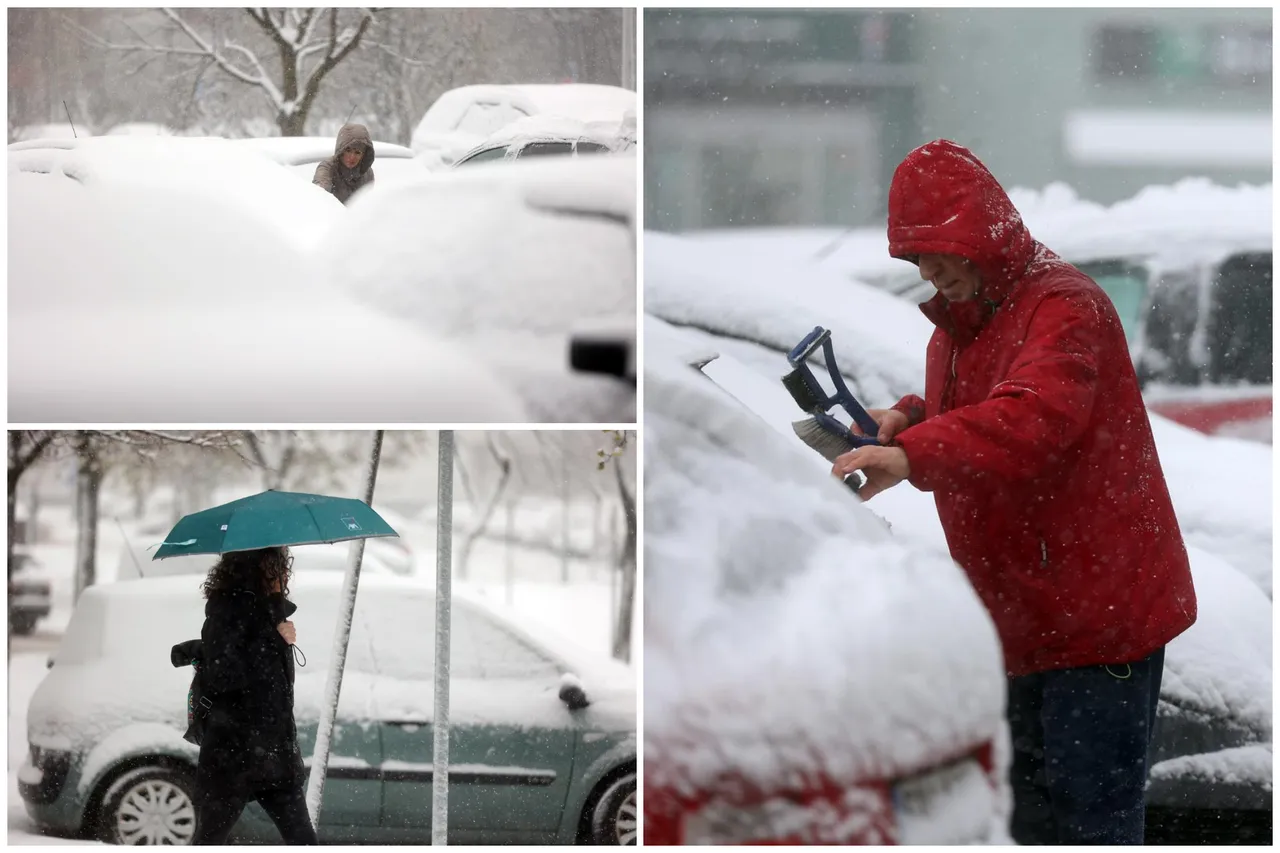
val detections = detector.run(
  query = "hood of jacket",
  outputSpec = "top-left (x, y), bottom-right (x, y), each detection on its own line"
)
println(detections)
top-left (334, 122), bottom-right (375, 179)
top-left (887, 139), bottom-right (1037, 339)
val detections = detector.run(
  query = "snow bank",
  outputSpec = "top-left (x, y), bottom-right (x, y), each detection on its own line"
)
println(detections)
top-left (9, 148), bottom-right (529, 423)
top-left (646, 231), bottom-right (928, 408)
top-left (644, 343), bottom-right (1007, 797)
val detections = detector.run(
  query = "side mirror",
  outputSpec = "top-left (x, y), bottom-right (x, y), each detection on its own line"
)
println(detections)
top-left (569, 323), bottom-right (635, 385)
top-left (558, 673), bottom-right (591, 711)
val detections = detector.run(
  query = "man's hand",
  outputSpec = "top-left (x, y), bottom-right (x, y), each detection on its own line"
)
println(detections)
top-left (277, 620), bottom-right (296, 645)
top-left (832, 445), bottom-right (911, 500)
top-left (853, 408), bottom-right (911, 443)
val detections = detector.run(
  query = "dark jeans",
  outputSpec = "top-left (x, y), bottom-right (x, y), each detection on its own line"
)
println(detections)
top-left (193, 780), bottom-right (318, 845)
top-left (1006, 647), bottom-right (1164, 845)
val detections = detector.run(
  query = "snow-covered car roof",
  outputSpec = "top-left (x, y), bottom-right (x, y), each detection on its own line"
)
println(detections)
top-left (8, 138), bottom-right (530, 422)
top-left (231, 135), bottom-right (416, 165)
top-left (647, 232), bottom-right (1272, 755)
top-left (457, 114), bottom-right (631, 161)
top-left (410, 83), bottom-right (636, 165)
top-left (416, 83), bottom-right (636, 135)
top-left (645, 324), bottom-right (1007, 797)
top-left (323, 155), bottom-right (636, 422)
top-left (718, 180), bottom-right (1272, 305)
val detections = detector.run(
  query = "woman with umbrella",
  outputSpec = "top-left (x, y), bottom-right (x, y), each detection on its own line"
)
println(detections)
top-left (190, 545), bottom-right (316, 845)
top-left (158, 488), bottom-right (400, 843)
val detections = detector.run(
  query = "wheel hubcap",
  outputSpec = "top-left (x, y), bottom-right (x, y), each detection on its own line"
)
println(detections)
top-left (116, 778), bottom-right (196, 845)
top-left (615, 789), bottom-right (637, 845)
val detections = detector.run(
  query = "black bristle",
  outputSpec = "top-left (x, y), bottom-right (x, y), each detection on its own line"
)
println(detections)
top-left (782, 366), bottom-right (829, 412)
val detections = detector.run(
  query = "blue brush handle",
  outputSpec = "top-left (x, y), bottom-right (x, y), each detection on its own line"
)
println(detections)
top-left (819, 338), bottom-right (882, 438)
top-left (787, 326), bottom-right (829, 366)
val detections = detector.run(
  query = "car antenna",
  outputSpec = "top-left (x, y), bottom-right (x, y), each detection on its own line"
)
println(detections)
top-left (63, 100), bottom-right (78, 139)
top-left (345, 103), bottom-right (357, 124)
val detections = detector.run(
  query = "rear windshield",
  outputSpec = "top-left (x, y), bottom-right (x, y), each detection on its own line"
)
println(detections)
top-left (1206, 252), bottom-right (1272, 386)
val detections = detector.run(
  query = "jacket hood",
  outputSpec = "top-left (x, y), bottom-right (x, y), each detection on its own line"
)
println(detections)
top-left (887, 139), bottom-right (1034, 307)
top-left (334, 123), bottom-right (375, 175)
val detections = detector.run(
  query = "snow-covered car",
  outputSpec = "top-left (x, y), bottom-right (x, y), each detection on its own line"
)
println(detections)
top-left (326, 154), bottom-right (637, 422)
top-left (645, 319), bottom-right (1013, 844)
top-left (453, 114), bottom-right (635, 168)
top-left (8, 136), bottom-right (530, 423)
top-left (710, 180), bottom-right (1272, 442)
top-left (231, 135), bottom-right (430, 191)
top-left (646, 231), bottom-right (1273, 841)
top-left (18, 572), bottom-right (636, 845)
top-left (10, 123), bottom-right (87, 144)
top-left (104, 122), bottom-right (175, 137)
top-left (9, 546), bottom-right (52, 636)
top-left (410, 83), bottom-right (636, 169)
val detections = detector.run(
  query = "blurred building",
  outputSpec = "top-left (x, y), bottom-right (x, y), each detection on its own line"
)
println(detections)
top-left (645, 7), bottom-right (1272, 231)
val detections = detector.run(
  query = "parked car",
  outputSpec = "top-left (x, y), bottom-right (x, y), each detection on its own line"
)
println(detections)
top-left (19, 572), bottom-right (636, 845)
top-left (453, 114), bottom-right (635, 168)
top-left (9, 546), bottom-right (52, 636)
top-left (9, 136), bottom-right (528, 423)
top-left (712, 180), bottom-right (1272, 442)
top-left (645, 319), bottom-right (1013, 843)
top-left (646, 232), bottom-right (1273, 842)
top-left (410, 83), bottom-right (636, 169)
top-left (327, 155), bottom-right (637, 422)
top-left (231, 136), bottom-right (430, 192)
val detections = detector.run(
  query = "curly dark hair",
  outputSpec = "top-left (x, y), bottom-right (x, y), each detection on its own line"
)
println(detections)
top-left (202, 546), bottom-right (293, 599)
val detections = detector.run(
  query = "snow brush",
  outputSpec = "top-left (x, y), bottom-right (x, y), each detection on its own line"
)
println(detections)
top-left (782, 326), bottom-right (882, 463)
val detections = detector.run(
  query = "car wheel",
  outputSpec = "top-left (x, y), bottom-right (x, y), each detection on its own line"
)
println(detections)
top-left (98, 765), bottom-right (198, 845)
top-left (589, 771), bottom-right (637, 845)
top-left (11, 612), bottom-right (37, 635)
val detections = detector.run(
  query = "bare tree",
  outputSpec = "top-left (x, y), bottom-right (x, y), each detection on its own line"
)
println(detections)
top-left (8, 431), bottom-right (56, 580)
top-left (455, 434), bottom-right (513, 580)
top-left (597, 430), bottom-right (635, 663)
top-left (73, 8), bottom-right (380, 136)
top-left (241, 431), bottom-right (364, 491)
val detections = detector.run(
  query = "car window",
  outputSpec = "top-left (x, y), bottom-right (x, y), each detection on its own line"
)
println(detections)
top-left (1137, 270), bottom-right (1202, 386)
top-left (575, 142), bottom-right (612, 155)
top-left (516, 141), bottom-right (575, 159)
top-left (1076, 260), bottom-right (1148, 342)
top-left (454, 145), bottom-right (509, 167)
top-left (367, 591), bottom-right (560, 681)
top-left (1206, 252), bottom-right (1272, 386)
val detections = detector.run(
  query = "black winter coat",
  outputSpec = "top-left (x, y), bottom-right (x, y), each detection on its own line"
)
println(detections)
top-left (195, 589), bottom-right (304, 797)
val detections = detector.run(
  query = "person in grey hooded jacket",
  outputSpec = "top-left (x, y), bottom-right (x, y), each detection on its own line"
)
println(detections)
top-left (313, 123), bottom-right (375, 204)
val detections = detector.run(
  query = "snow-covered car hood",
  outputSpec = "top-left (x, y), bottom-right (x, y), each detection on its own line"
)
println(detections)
top-left (323, 157), bottom-right (636, 423)
top-left (645, 331), bottom-right (1007, 796)
top-left (9, 151), bottom-right (528, 423)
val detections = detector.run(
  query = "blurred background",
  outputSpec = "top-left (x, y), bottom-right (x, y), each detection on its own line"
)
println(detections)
top-left (9, 8), bottom-right (632, 146)
top-left (8, 430), bottom-right (637, 664)
top-left (644, 7), bottom-right (1271, 230)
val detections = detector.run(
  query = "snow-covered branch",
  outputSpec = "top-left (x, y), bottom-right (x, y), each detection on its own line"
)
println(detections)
top-left (160, 8), bottom-right (264, 89)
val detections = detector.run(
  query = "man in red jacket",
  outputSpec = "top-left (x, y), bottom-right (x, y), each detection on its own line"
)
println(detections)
top-left (832, 139), bottom-right (1197, 844)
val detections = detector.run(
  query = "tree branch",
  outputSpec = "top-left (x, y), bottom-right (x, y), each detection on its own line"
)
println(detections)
top-left (161, 8), bottom-right (264, 88)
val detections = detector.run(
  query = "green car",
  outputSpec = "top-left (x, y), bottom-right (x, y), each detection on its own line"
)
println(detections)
top-left (19, 573), bottom-right (637, 845)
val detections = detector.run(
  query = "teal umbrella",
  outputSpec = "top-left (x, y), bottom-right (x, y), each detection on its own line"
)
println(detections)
top-left (152, 489), bottom-right (398, 560)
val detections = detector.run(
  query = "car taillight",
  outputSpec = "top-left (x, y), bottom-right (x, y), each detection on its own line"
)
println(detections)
top-left (648, 775), bottom-right (897, 845)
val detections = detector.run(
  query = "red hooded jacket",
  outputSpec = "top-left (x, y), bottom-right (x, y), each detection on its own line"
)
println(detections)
top-left (886, 140), bottom-right (1196, 676)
